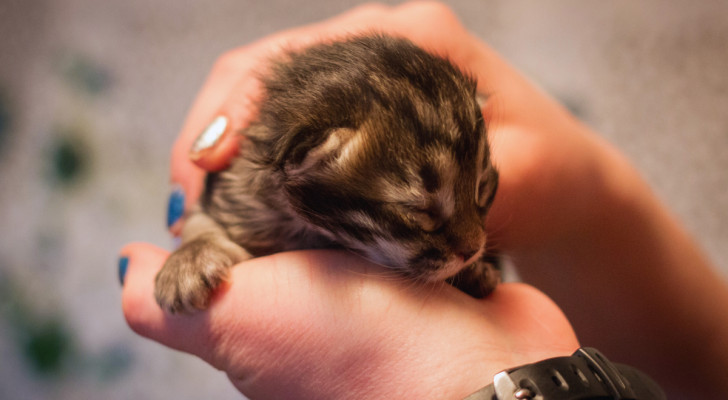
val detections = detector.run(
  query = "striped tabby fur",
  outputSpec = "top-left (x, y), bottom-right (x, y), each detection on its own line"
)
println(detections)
top-left (155, 35), bottom-right (499, 314)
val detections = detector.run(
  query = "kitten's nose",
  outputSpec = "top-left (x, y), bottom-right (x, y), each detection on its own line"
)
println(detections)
top-left (453, 232), bottom-right (485, 263)
top-left (449, 220), bottom-right (486, 263)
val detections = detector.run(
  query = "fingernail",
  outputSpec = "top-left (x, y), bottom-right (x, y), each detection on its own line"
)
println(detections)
top-left (118, 256), bottom-right (129, 286)
top-left (167, 185), bottom-right (185, 228)
top-left (191, 115), bottom-right (228, 155)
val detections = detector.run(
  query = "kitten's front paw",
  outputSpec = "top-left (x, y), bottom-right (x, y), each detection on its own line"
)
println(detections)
top-left (447, 256), bottom-right (501, 299)
top-left (154, 234), bottom-right (246, 314)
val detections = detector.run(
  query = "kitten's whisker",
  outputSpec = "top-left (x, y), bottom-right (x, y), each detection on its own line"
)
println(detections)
top-left (339, 248), bottom-right (405, 281)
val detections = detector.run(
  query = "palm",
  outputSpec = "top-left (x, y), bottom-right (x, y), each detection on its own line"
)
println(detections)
top-left (207, 251), bottom-right (578, 399)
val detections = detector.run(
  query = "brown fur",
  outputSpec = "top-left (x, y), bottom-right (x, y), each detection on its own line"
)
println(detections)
top-left (155, 35), bottom-right (499, 314)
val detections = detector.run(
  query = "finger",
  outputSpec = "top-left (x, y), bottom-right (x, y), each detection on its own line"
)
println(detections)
top-left (119, 242), bottom-right (211, 355)
top-left (186, 76), bottom-right (263, 172)
top-left (169, 74), bottom-right (261, 214)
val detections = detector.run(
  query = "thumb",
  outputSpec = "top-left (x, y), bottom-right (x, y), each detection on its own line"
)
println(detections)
top-left (118, 242), bottom-right (213, 357)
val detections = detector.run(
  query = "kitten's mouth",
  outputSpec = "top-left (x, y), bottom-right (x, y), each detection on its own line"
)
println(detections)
top-left (425, 248), bottom-right (484, 282)
top-left (427, 262), bottom-right (464, 281)
top-left (425, 254), bottom-right (472, 282)
top-left (461, 250), bottom-right (483, 266)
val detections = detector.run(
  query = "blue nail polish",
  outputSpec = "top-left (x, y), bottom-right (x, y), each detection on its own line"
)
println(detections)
top-left (167, 186), bottom-right (185, 228)
top-left (118, 256), bottom-right (129, 286)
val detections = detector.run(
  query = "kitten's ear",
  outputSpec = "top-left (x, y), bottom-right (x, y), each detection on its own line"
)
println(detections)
top-left (283, 127), bottom-right (360, 177)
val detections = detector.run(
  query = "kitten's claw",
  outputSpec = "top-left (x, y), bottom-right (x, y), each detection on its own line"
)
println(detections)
top-left (447, 256), bottom-right (501, 299)
top-left (154, 233), bottom-right (247, 314)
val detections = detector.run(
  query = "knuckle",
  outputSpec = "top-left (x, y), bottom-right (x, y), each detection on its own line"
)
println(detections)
top-left (211, 49), bottom-right (247, 76)
top-left (401, 1), bottom-right (459, 26)
top-left (351, 2), bottom-right (390, 15)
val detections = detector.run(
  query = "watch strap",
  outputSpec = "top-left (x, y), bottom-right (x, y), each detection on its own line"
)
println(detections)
top-left (463, 347), bottom-right (665, 400)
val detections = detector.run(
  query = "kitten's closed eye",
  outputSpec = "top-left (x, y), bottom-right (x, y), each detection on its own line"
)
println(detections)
top-left (407, 205), bottom-right (444, 232)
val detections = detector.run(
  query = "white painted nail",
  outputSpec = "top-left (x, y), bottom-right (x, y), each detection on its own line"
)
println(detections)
top-left (191, 115), bottom-right (228, 154)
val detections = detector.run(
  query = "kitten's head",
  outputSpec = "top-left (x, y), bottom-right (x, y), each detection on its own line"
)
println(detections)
top-left (282, 106), bottom-right (497, 282)
top-left (267, 35), bottom-right (498, 281)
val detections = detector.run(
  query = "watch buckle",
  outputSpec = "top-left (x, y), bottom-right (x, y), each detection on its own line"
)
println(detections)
top-left (494, 370), bottom-right (536, 399)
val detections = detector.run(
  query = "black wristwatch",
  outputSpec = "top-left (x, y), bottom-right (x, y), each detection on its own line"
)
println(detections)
top-left (463, 347), bottom-right (666, 400)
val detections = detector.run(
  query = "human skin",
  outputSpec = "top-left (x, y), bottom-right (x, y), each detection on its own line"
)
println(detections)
top-left (121, 2), bottom-right (728, 398)
top-left (122, 245), bottom-right (577, 399)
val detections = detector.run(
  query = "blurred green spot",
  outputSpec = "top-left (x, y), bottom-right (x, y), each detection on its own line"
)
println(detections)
top-left (1, 274), bottom-right (75, 377)
top-left (48, 129), bottom-right (90, 186)
top-left (53, 138), bottom-right (84, 182)
top-left (1, 273), bottom-right (133, 382)
top-left (58, 54), bottom-right (111, 95)
top-left (23, 320), bottom-right (72, 375)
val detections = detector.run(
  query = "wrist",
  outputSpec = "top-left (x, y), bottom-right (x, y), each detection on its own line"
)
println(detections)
top-left (339, 283), bottom-right (578, 400)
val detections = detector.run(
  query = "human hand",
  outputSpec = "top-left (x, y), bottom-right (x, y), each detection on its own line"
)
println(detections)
top-left (121, 244), bottom-right (577, 399)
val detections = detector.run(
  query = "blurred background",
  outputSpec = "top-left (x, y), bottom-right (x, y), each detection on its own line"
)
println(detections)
top-left (1, 0), bottom-right (726, 398)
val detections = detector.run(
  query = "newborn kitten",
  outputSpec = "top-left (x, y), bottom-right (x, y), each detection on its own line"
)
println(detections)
top-left (155, 35), bottom-right (500, 314)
